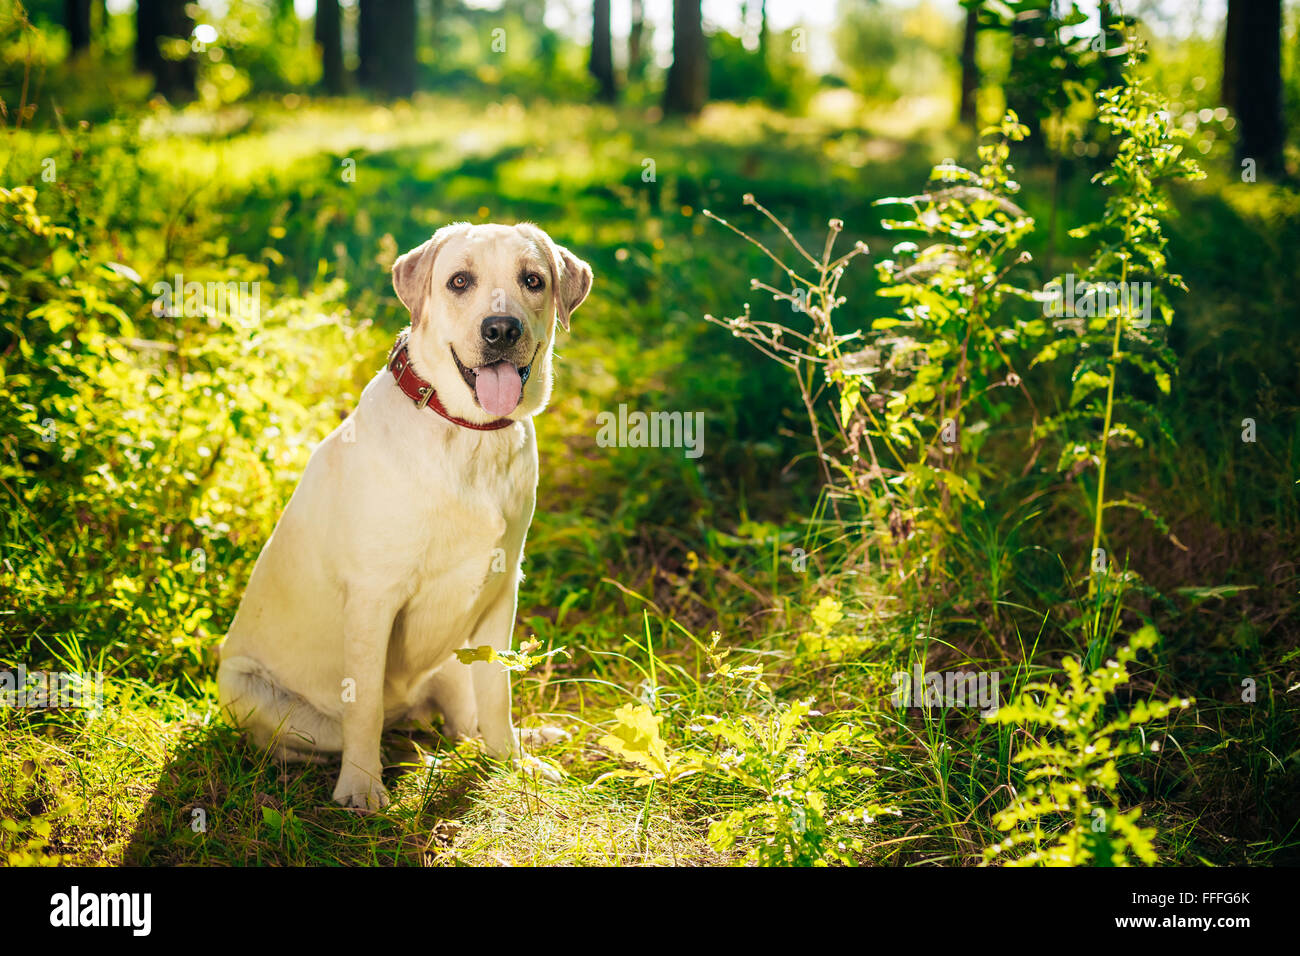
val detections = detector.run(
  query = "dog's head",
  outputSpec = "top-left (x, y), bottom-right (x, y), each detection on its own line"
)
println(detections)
top-left (391, 222), bottom-right (592, 423)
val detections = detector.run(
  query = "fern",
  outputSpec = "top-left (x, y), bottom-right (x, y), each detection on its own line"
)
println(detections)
top-left (1031, 48), bottom-right (1205, 606)
top-left (984, 626), bottom-right (1192, 866)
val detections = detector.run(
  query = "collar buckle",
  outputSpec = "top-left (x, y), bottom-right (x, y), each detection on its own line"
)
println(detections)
top-left (385, 332), bottom-right (515, 432)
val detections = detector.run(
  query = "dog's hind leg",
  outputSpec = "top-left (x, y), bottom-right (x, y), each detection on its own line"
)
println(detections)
top-left (218, 655), bottom-right (342, 762)
top-left (406, 659), bottom-right (479, 740)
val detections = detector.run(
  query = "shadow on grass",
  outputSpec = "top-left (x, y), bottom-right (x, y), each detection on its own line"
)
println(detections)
top-left (123, 722), bottom-right (487, 866)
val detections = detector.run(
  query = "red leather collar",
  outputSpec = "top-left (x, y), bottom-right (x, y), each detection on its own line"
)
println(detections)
top-left (386, 335), bottom-right (515, 431)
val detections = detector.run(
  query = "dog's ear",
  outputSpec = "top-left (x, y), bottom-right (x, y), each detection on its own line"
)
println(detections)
top-left (551, 242), bottom-right (593, 333)
top-left (518, 224), bottom-right (592, 332)
top-left (392, 224), bottom-right (465, 327)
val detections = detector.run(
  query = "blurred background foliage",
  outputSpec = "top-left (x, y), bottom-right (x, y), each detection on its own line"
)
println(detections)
top-left (1, 0), bottom-right (1299, 866)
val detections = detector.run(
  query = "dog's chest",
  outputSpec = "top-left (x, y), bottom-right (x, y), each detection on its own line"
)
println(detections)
top-left (414, 488), bottom-right (514, 587)
top-left (388, 424), bottom-right (537, 670)
top-left (424, 425), bottom-right (532, 548)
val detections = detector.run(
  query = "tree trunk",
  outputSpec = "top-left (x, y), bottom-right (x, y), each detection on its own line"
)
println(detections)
top-left (590, 0), bottom-right (616, 102)
top-left (355, 0), bottom-right (417, 98)
top-left (317, 0), bottom-right (345, 95)
top-left (385, 0), bottom-right (418, 99)
top-left (356, 0), bottom-right (379, 90)
top-left (66, 0), bottom-right (92, 53)
top-left (135, 0), bottom-right (195, 102)
top-left (664, 0), bottom-right (707, 115)
top-left (959, 1), bottom-right (979, 125)
top-left (1221, 0), bottom-right (1241, 108)
top-left (628, 0), bottom-right (646, 81)
top-left (1006, 5), bottom-right (1045, 157)
top-left (1227, 0), bottom-right (1285, 177)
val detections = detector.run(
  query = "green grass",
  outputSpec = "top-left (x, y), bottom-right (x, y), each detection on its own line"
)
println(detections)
top-left (2, 86), bottom-right (1299, 866)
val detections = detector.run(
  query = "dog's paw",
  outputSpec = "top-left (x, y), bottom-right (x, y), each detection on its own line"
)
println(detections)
top-left (516, 725), bottom-right (571, 750)
top-left (517, 752), bottom-right (564, 784)
top-left (332, 766), bottom-right (391, 810)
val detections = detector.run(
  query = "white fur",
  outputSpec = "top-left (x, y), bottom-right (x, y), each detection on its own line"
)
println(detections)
top-left (217, 223), bottom-right (591, 809)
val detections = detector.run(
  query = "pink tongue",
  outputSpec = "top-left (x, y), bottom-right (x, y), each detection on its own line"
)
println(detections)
top-left (473, 361), bottom-right (522, 417)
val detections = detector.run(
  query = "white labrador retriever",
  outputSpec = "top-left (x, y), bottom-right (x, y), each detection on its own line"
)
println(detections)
top-left (217, 222), bottom-right (591, 809)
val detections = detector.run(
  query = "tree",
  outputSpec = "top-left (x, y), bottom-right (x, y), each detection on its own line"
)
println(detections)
top-left (959, 1), bottom-right (980, 125)
top-left (1004, 1), bottom-right (1049, 158)
top-left (65, 0), bottom-right (92, 53)
top-left (1224, 0), bottom-right (1285, 177)
top-left (629, 0), bottom-right (650, 81)
top-left (135, 0), bottom-right (195, 102)
top-left (382, 0), bottom-right (419, 99)
top-left (628, 0), bottom-right (648, 82)
top-left (356, 0), bottom-right (379, 90)
top-left (664, 0), bottom-right (708, 115)
top-left (1221, 0), bottom-right (1241, 108)
top-left (357, 0), bottom-right (417, 99)
top-left (590, 0), bottom-right (616, 102)
top-left (316, 0), bottom-right (345, 95)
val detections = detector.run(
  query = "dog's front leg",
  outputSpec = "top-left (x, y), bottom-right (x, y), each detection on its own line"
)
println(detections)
top-left (333, 591), bottom-right (396, 810)
top-left (469, 591), bottom-right (564, 782)
top-left (467, 590), bottom-right (522, 762)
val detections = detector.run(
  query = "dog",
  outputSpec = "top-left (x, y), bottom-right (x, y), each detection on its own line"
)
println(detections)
top-left (217, 222), bottom-right (592, 809)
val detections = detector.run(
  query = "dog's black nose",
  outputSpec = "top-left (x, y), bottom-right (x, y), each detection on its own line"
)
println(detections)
top-left (481, 315), bottom-right (523, 347)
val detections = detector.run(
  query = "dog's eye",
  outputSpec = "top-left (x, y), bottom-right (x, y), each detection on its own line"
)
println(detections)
top-left (523, 272), bottom-right (544, 291)
top-left (448, 272), bottom-right (471, 291)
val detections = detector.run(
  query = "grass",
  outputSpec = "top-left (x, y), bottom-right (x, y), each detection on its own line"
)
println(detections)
top-left (2, 83), bottom-right (1299, 866)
